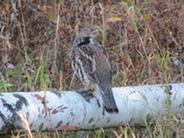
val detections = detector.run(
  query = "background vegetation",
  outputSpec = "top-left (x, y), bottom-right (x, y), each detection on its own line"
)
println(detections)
top-left (0, 0), bottom-right (184, 137)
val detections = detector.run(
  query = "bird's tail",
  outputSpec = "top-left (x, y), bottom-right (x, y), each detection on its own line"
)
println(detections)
top-left (99, 83), bottom-right (119, 113)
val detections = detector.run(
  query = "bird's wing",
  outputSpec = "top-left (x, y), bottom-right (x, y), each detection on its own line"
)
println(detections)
top-left (76, 44), bottom-right (99, 83)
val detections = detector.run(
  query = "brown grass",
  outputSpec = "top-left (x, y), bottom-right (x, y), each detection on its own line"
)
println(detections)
top-left (0, 0), bottom-right (184, 137)
top-left (0, 0), bottom-right (183, 91)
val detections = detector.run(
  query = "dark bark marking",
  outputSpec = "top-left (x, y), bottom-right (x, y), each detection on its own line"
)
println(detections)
top-left (89, 118), bottom-right (94, 123)
top-left (66, 121), bottom-right (70, 126)
top-left (39, 123), bottom-right (44, 130)
top-left (0, 98), bottom-right (22, 132)
top-left (96, 99), bottom-right (101, 108)
top-left (47, 89), bottom-right (61, 97)
top-left (107, 117), bottom-right (111, 123)
top-left (13, 94), bottom-right (29, 110)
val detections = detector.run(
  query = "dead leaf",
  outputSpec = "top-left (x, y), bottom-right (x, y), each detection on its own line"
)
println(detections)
top-left (107, 17), bottom-right (122, 22)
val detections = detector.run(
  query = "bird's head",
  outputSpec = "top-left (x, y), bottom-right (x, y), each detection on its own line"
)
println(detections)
top-left (77, 26), bottom-right (101, 38)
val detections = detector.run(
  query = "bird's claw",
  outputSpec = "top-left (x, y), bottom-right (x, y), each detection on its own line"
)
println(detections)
top-left (76, 89), bottom-right (94, 102)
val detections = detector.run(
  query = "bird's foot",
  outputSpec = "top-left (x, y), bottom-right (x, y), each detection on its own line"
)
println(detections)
top-left (76, 89), bottom-right (94, 102)
top-left (87, 88), bottom-right (95, 93)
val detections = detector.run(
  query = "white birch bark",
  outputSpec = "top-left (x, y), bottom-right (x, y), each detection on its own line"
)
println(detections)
top-left (0, 83), bottom-right (184, 134)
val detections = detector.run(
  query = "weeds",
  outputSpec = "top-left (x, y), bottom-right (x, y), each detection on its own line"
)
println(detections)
top-left (0, 0), bottom-right (184, 137)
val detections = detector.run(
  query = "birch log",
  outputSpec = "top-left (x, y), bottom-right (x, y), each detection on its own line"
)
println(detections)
top-left (0, 83), bottom-right (184, 134)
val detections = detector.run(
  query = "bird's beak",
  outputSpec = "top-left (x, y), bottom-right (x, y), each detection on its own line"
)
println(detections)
top-left (92, 26), bottom-right (101, 37)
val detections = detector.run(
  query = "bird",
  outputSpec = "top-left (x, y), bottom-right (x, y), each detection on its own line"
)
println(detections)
top-left (70, 26), bottom-right (119, 113)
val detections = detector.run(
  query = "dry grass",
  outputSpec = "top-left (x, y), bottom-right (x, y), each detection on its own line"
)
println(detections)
top-left (0, 0), bottom-right (184, 137)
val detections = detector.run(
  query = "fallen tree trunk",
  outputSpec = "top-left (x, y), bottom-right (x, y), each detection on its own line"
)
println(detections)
top-left (0, 83), bottom-right (184, 134)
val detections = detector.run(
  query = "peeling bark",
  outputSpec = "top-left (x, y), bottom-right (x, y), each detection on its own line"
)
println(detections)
top-left (0, 83), bottom-right (184, 134)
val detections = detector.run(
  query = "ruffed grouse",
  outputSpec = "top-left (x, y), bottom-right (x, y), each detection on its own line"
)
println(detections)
top-left (70, 26), bottom-right (119, 113)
